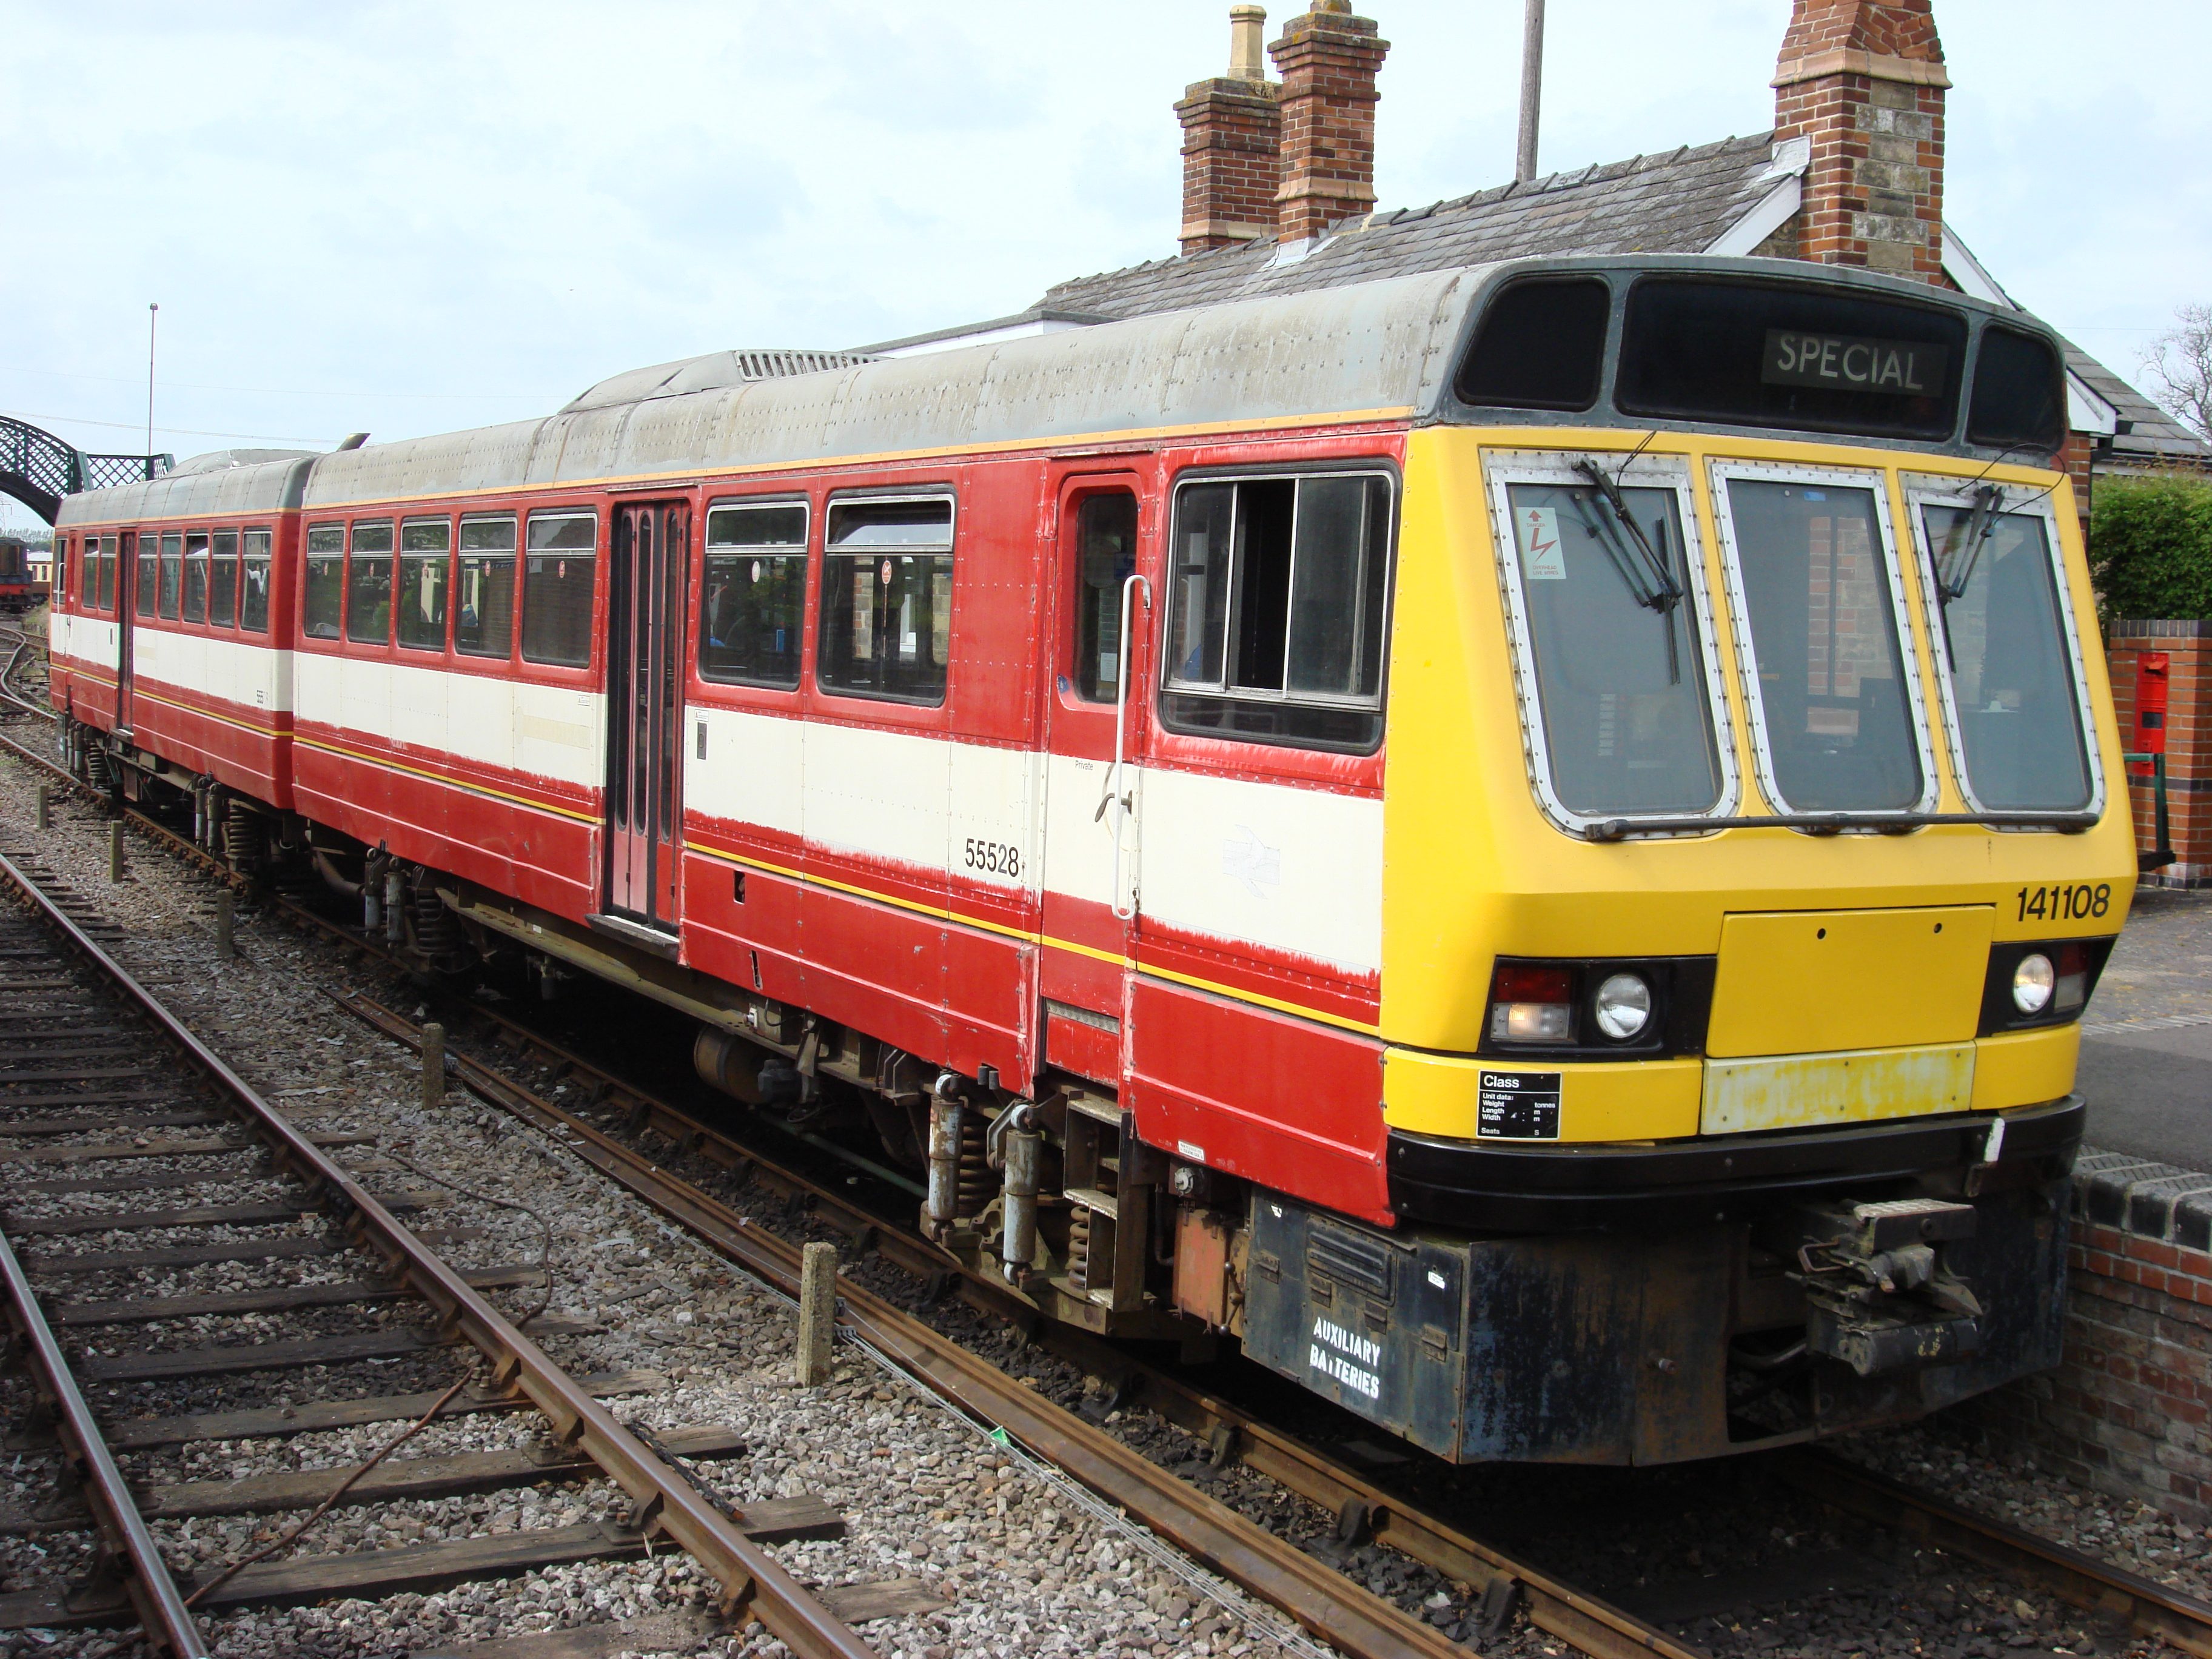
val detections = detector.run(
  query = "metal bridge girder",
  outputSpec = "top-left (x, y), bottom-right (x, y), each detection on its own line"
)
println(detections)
top-left (0, 415), bottom-right (171, 525)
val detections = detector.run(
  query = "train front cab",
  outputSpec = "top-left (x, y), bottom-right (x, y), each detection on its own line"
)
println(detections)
top-left (1235, 266), bottom-right (2136, 1466)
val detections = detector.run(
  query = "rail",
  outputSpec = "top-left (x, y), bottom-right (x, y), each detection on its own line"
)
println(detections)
top-left (340, 990), bottom-right (1703, 1659)
top-left (0, 1219), bottom-right (210, 1658)
top-left (0, 844), bottom-right (877, 1659)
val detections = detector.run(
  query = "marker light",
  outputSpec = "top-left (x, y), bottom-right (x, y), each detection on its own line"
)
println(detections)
top-left (1490, 964), bottom-right (1574, 1043)
top-left (1593, 973), bottom-right (1654, 1041)
top-left (2011, 953), bottom-right (2055, 1015)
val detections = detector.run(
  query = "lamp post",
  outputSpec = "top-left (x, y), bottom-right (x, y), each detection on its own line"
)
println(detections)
top-left (1516, 0), bottom-right (1546, 183)
top-left (146, 303), bottom-right (159, 466)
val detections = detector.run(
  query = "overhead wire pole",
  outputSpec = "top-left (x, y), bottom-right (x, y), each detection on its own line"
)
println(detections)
top-left (1517, 0), bottom-right (1545, 183)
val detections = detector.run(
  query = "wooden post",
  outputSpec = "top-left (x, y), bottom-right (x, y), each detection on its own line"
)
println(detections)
top-left (215, 889), bottom-right (233, 958)
top-left (796, 1241), bottom-right (837, 1386)
top-left (421, 1022), bottom-right (445, 1108)
top-left (34, 784), bottom-right (49, 832)
top-left (109, 821), bottom-right (124, 883)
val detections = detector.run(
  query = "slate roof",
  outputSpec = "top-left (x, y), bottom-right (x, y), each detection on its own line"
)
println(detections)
top-left (1036, 133), bottom-right (1787, 321)
top-left (2064, 343), bottom-right (2208, 468)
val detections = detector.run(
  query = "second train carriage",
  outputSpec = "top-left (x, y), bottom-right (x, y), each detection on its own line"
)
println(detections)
top-left (46, 255), bottom-right (2136, 1464)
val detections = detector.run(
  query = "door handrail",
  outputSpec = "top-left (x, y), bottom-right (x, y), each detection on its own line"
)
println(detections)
top-left (1109, 573), bottom-right (1151, 922)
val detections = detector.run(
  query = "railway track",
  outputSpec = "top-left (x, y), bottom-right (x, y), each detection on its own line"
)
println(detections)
top-left (5, 723), bottom-right (2211, 1659)
top-left (0, 839), bottom-right (876, 1657)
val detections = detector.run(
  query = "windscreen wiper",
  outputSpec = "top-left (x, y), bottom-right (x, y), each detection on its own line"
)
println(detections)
top-left (1934, 483), bottom-right (2005, 602)
top-left (1570, 459), bottom-right (1686, 682)
top-left (1580, 808), bottom-right (2099, 843)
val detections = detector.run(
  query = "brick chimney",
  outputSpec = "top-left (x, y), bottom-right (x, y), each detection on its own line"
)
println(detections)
top-left (1267, 1), bottom-right (1390, 246)
top-left (1176, 7), bottom-right (1282, 255)
top-left (1772, 0), bottom-right (1951, 283)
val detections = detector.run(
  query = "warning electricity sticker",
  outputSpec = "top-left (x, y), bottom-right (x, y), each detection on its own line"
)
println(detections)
top-left (1518, 506), bottom-right (1566, 580)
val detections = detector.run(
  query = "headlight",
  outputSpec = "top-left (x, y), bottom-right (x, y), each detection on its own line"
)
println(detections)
top-left (1593, 973), bottom-right (1652, 1040)
top-left (2012, 953), bottom-right (2055, 1015)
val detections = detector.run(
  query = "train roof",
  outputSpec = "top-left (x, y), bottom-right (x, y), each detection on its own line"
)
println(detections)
top-left (58, 253), bottom-right (2064, 525)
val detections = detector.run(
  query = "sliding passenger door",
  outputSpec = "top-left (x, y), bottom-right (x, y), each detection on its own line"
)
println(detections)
top-left (605, 501), bottom-right (690, 934)
top-left (116, 531), bottom-right (138, 732)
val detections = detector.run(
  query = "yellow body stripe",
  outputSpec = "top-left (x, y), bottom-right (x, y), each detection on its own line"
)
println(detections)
top-left (679, 839), bottom-right (1377, 1035)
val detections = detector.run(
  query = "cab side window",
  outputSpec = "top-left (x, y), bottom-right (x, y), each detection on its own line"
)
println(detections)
top-left (1074, 492), bottom-right (1138, 703)
top-left (1162, 471), bottom-right (1395, 751)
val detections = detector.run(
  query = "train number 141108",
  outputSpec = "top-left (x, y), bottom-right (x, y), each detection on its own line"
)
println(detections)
top-left (2016, 882), bottom-right (2110, 922)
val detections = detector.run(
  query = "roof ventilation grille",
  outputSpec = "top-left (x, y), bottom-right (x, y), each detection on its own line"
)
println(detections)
top-left (732, 349), bottom-right (879, 380)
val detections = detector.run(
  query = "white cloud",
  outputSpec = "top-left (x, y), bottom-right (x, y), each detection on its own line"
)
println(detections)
top-left (4, 0), bottom-right (2205, 532)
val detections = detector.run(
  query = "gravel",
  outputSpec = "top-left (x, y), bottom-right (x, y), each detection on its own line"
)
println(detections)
top-left (0, 756), bottom-right (1318, 1659)
top-left (2, 743), bottom-right (2207, 1659)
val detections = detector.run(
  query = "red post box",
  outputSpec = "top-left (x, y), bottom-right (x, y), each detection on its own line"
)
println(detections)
top-left (2136, 651), bottom-right (2171, 758)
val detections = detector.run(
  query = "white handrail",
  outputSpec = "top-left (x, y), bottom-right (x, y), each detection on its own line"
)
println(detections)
top-left (1108, 572), bottom-right (1151, 922)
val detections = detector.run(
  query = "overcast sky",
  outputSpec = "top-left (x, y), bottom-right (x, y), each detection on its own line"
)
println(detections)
top-left (4, 0), bottom-right (2206, 532)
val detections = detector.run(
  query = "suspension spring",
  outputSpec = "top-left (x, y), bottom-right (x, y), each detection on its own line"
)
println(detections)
top-left (413, 882), bottom-right (460, 954)
top-left (955, 1113), bottom-right (992, 1219)
top-left (221, 810), bottom-right (263, 873)
top-left (1067, 1205), bottom-right (1093, 1291)
top-left (84, 744), bottom-right (109, 790)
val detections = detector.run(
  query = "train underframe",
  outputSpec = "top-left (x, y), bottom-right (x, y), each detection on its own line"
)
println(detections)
top-left (69, 716), bottom-right (2077, 1469)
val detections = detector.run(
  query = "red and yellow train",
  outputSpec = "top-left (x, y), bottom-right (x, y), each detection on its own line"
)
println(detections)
top-left (48, 256), bottom-right (2134, 1464)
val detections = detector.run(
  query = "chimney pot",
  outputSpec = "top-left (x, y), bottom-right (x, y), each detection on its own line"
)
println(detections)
top-left (1228, 5), bottom-right (1267, 81)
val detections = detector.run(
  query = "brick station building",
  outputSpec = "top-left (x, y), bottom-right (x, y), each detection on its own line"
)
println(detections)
top-left (872, 0), bottom-right (2211, 883)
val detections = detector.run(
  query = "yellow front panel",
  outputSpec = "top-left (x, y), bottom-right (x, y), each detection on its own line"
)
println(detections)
top-left (1384, 1048), bottom-right (1701, 1142)
top-left (1706, 905), bottom-right (1993, 1057)
top-left (1970, 1024), bottom-right (2079, 1113)
top-left (1701, 1043), bottom-right (1975, 1134)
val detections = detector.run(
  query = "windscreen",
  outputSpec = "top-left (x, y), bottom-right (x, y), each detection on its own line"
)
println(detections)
top-left (1721, 477), bottom-right (1923, 811)
top-left (1921, 501), bottom-right (2091, 809)
top-left (1502, 477), bottom-right (1721, 816)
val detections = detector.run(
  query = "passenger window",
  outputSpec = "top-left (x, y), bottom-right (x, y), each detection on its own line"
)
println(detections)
top-left (240, 531), bottom-right (272, 632)
top-left (817, 497), bottom-right (953, 705)
top-left (79, 537), bottom-right (96, 607)
top-left (134, 537), bottom-right (156, 617)
top-left (346, 520), bottom-right (394, 644)
top-left (701, 501), bottom-right (806, 689)
top-left (455, 516), bottom-right (517, 659)
top-left (1073, 492), bottom-right (1138, 703)
top-left (98, 537), bottom-right (116, 612)
top-left (183, 533), bottom-right (209, 623)
top-left (398, 518), bottom-right (451, 652)
top-left (304, 525), bottom-right (344, 640)
top-left (158, 534), bottom-right (183, 619)
top-left (209, 532), bottom-right (238, 626)
top-left (520, 512), bottom-right (597, 666)
top-left (1162, 472), bottom-right (1393, 750)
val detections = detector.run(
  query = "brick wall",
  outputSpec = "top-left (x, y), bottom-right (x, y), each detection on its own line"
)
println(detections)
top-left (1965, 1151), bottom-right (2212, 1529)
top-left (2107, 622), bottom-right (2212, 887)
top-left (1176, 77), bottom-right (1282, 253)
